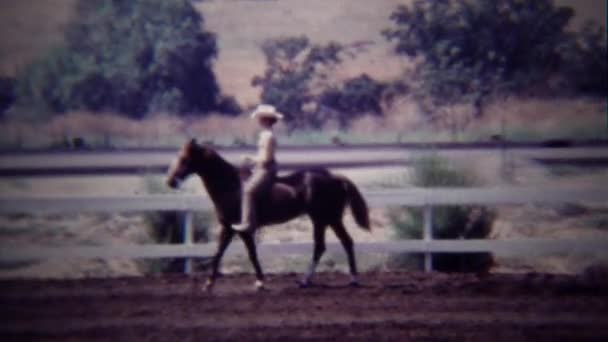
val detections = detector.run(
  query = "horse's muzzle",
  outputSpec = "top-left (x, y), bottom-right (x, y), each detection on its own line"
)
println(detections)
top-left (167, 178), bottom-right (179, 189)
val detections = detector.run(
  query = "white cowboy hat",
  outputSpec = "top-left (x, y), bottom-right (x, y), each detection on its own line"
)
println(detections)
top-left (250, 104), bottom-right (284, 120)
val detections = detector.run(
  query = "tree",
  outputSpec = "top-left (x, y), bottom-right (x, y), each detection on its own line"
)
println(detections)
top-left (253, 36), bottom-right (387, 130)
top-left (16, 0), bottom-right (230, 118)
top-left (252, 36), bottom-right (343, 130)
top-left (560, 21), bottom-right (608, 96)
top-left (383, 0), bottom-right (575, 115)
top-left (319, 74), bottom-right (386, 127)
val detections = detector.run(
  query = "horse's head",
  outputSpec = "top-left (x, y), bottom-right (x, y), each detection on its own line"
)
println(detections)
top-left (167, 138), bottom-right (213, 189)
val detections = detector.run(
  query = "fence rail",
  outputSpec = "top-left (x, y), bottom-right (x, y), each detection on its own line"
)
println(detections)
top-left (1, 145), bottom-right (607, 176)
top-left (1, 187), bottom-right (608, 273)
top-left (1, 187), bottom-right (607, 212)
top-left (2, 239), bottom-right (607, 262)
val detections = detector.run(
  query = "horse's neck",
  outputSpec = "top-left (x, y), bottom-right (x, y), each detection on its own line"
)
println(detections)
top-left (197, 153), bottom-right (240, 203)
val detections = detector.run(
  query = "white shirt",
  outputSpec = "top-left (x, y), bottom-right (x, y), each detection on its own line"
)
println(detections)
top-left (250, 129), bottom-right (276, 168)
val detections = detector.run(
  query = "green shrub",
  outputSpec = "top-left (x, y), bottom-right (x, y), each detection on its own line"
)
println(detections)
top-left (388, 155), bottom-right (495, 273)
top-left (15, 0), bottom-right (232, 119)
top-left (319, 74), bottom-right (386, 128)
top-left (560, 21), bottom-right (607, 96)
top-left (142, 177), bottom-right (212, 274)
top-left (383, 0), bottom-right (575, 108)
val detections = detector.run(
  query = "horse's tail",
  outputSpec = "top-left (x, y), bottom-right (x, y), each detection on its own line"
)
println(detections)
top-left (340, 177), bottom-right (370, 231)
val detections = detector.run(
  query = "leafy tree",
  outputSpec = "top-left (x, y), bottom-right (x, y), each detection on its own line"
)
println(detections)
top-left (319, 74), bottom-right (386, 127)
top-left (252, 36), bottom-right (343, 130)
top-left (383, 0), bottom-right (575, 114)
top-left (253, 36), bottom-right (387, 130)
top-left (16, 0), bottom-right (230, 118)
top-left (560, 21), bottom-right (608, 96)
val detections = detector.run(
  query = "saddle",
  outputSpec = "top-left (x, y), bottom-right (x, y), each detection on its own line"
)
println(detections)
top-left (239, 165), bottom-right (300, 201)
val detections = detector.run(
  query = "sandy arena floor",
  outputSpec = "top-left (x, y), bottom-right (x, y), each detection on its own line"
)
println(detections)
top-left (1, 271), bottom-right (607, 341)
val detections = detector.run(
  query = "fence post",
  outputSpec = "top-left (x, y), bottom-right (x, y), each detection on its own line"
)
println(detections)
top-left (423, 204), bottom-right (433, 272)
top-left (183, 211), bottom-right (194, 275)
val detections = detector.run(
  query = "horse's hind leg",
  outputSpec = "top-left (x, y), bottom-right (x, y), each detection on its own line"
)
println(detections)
top-left (205, 226), bottom-right (235, 292)
top-left (301, 221), bottom-right (327, 287)
top-left (330, 221), bottom-right (359, 286)
top-left (240, 231), bottom-right (265, 291)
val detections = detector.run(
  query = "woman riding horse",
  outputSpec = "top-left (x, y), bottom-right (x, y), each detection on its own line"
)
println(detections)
top-left (167, 108), bottom-right (370, 292)
top-left (233, 104), bottom-right (283, 233)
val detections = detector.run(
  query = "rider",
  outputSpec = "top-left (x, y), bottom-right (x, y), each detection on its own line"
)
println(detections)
top-left (232, 104), bottom-right (283, 232)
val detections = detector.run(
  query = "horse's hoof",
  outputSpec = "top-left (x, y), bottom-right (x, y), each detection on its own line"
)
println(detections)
top-left (254, 280), bottom-right (265, 291)
top-left (297, 280), bottom-right (312, 288)
top-left (348, 280), bottom-right (361, 288)
top-left (204, 279), bottom-right (215, 293)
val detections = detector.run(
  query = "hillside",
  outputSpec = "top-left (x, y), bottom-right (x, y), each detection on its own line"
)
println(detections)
top-left (0, 0), bottom-right (605, 106)
top-left (197, 0), bottom-right (607, 105)
top-left (0, 0), bottom-right (76, 75)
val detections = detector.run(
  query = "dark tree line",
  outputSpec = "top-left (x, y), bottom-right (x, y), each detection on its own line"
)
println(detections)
top-left (1, 0), bottom-right (604, 129)
top-left (251, 0), bottom-right (605, 130)
top-left (252, 36), bottom-right (388, 131)
top-left (382, 0), bottom-right (606, 116)
top-left (9, 0), bottom-right (239, 119)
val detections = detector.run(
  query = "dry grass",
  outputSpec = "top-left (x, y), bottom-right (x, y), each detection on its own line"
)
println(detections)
top-left (0, 112), bottom-right (252, 149)
top-left (469, 97), bottom-right (607, 141)
top-left (0, 93), bottom-right (604, 149)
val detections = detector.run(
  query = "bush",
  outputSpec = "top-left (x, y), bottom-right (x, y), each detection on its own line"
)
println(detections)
top-left (144, 210), bottom-right (212, 273)
top-left (560, 22), bottom-right (608, 96)
top-left (388, 156), bottom-right (495, 273)
top-left (319, 74), bottom-right (386, 128)
top-left (383, 0), bottom-right (575, 112)
top-left (15, 0), bottom-right (231, 118)
top-left (143, 177), bottom-right (211, 274)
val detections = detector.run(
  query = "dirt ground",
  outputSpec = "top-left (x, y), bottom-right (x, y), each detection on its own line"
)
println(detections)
top-left (1, 271), bottom-right (607, 341)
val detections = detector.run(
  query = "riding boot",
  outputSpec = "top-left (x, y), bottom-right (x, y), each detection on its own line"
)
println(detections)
top-left (233, 168), bottom-right (269, 232)
top-left (233, 184), bottom-right (256, 232)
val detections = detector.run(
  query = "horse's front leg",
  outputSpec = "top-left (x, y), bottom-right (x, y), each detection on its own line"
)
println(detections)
top-left (205, 226), bottom-right (235, 292)
top-left (240, 230), bottom-right (265, 291)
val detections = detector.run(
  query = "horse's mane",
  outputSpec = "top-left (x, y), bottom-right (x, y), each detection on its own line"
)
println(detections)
top-left (197, 145), bottom-right (241, 192)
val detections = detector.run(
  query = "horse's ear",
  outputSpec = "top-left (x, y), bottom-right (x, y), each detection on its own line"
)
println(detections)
top-left (203, 144), bottom-right (216, 158)
top-left (185, 138), bottom-right (198, 153)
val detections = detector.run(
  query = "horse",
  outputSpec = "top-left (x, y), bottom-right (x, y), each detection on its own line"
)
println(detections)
top-left (166, 139), bottom-right (370, 291)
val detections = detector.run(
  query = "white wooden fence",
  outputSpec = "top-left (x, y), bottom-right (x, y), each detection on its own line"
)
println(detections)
top-left (1, 187), bottom-right (608, 273)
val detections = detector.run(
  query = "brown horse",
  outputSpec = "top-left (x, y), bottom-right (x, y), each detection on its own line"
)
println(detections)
top-left (166, 139), bottom-right (370, 291)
